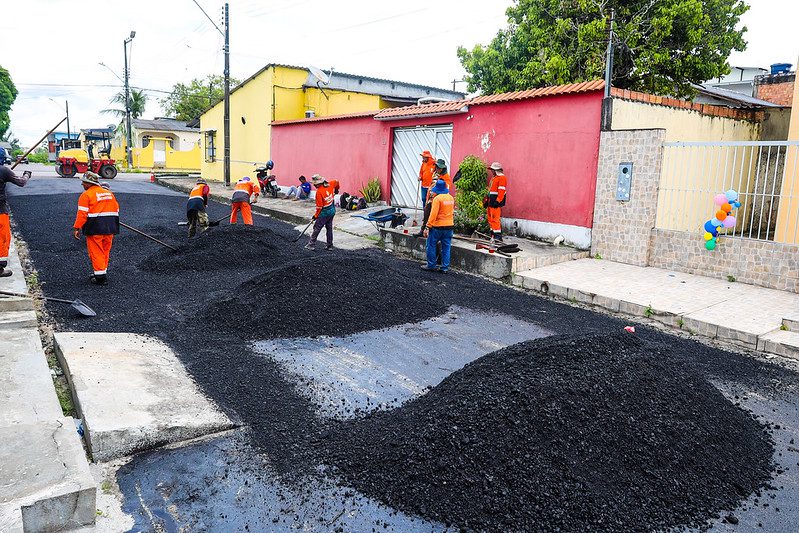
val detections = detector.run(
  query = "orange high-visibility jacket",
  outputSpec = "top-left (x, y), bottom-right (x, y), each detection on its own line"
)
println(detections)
top-left (231, 179), bottom-right (260, 203)
top-left (419, 159), bottom-right (436, 187)
top-left (328, 179), bottom-right (340, 193)
top-left (74, 185), bottom-right (120, 235)
top-left (314, 184), bottom-right (336, 217)
top-left (437, 173), bottom-right (454, 195)
top-left (188, 184), bottom-right (210, 207)
top-left (489, 173), bottom-right (507, 205)
top-left (426, 193), bottom-right (455, 228)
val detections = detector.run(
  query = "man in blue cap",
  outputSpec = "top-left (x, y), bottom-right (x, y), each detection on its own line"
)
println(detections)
top-left (422, 179), bottom-right (455, 273)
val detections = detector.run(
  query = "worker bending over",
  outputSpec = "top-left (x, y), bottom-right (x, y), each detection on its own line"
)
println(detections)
top-left (230, 176), bottom-right (260, 225)
top-left (422, 179), bottom-right (455, 273)
top-left (418, 150), bottom-right (436, 206)
top-left (486, 162), bottom-right (508, 242)
top-left (306, 174), bottom-right (336, 250)
top-left (187, 178), bottom-right (210, 237)
top-left (73, 172), bottom-right (119, 285)
top-left (0, 166), bottom-right (30, 277)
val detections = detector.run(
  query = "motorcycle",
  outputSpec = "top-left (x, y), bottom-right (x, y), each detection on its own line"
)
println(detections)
top-left (255, 165), bottom-right (279, 198)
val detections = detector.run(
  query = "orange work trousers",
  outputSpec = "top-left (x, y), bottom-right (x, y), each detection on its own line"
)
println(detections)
top-left (86, 234), bottom-right (114, 275)
top-left (486, 206), bottom-right (502, 232)
top-left (230, 202), bottom-right (253, 225)
top-left (0, 213), bottom-right (10, 269)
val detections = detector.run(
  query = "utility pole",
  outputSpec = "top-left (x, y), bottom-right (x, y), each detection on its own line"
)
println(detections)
top-left (124, 31), bottom-right (136, 168)
top-left (65, 101), bottom-right (70, 141)
top-left (223, 2), bottom-right (231, 187)
top-left (604, 9), bottom-right (615, 98)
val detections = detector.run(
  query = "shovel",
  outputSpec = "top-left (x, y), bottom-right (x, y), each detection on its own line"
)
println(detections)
top-left (0, 290), bottom-right (96, 317)
top-left (178, 215), bottom-right (228, 227)
top-left (120, 222), bottom-right (178, 251)
top-left (292, 219), bottom-right (315, 242)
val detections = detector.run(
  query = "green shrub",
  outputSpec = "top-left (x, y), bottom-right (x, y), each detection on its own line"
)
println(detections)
top-left (360, 177), bottom-right (381, 203)
top-left (454, 155), bottom-right (489, 234)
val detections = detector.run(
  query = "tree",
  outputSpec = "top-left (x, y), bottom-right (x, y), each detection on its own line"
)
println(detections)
top-left (457, 0), bottom-right (749, 97)
top-left (159, 75), bottom-right (240, 121)
top-left (102, 88), bottom-right (148, 118)
top-left (0, 130), bottom-right (20, 152)
top-left (0, 66), bottom-right (18, 138)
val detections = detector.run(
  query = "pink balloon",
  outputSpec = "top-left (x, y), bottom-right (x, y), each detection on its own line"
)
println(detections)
top-left (714, 194), bottom-right (727, 206)
top-left (722, 215), bottom-right (736, 228)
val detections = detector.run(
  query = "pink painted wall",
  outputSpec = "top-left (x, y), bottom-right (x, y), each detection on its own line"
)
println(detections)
top-left (270, 117), bottom-right (391, 198)
top-left (271, 91), bottom-right (604, 228)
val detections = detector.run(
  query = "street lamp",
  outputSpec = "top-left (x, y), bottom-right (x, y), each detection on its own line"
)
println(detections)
top-left (123, 30), bottom-right (136, 168)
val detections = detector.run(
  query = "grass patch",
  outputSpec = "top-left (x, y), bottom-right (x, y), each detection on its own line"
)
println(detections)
top-left (594, 253), bottom-right (602, 259)
top-left (781, 324), bottom-right (789, 331)
top-left (727, 275), bottom-right (736, 283)
top-left (644, 305), bottom-right (654, 318)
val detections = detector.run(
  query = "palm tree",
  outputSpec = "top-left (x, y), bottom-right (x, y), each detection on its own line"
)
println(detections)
top-left (101, 88), bottom-right (147, 118)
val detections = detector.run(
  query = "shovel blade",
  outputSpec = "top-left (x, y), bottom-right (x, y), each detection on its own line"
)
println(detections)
top-left (71, 299), bottom-right (97, 317)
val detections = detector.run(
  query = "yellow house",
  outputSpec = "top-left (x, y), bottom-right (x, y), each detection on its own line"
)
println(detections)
top-left (199, 64), bottom-right (464, 182)
top-left (111, 117), bottom-right (202, 171)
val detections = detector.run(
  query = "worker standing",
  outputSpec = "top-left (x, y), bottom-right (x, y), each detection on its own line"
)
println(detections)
top-left (72, 172), bottom-right (119, 286)
top-left (306, 174), bottom-right (336, 250)
top-left (422, 179), bottom-right (455, 273)
top-left (230, 176), bottom-right (260, 225)
top-left (418, 150), bottom-right (436, 206)
top-left (487, 162), bottom-right (508, 242)
top-left (434, 159), bottom-right (454, 197)
top-left (187, 178), bottom-right (210, 237)
top-left (0, 166), bottom-right (30, 277)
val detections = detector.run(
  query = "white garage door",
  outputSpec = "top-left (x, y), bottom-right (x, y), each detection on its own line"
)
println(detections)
top-left (390, 125), bottom-right (453, 208)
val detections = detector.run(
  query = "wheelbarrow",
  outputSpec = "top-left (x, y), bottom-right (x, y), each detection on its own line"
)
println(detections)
top-left (352, 207), bottom-right (407, 230)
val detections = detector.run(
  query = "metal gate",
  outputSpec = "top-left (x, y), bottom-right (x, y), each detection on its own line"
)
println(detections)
top-left (390, 125), bottom-right (453, 208)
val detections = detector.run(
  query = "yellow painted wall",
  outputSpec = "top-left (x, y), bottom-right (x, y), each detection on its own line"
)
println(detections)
top-left (199, 65), bottom-right (388, 183)
top-left (612, 99), bottom-right (763, 232)
top-left (166, 143), bottom-right (201, 170)
top-left (774, 64), bottom-right (799, 244)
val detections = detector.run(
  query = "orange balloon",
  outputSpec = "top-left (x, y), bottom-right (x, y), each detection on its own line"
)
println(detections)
top-left (721, 203), bottom-right (732, 213)
top-left (715, 210), bottom-right (727, 221)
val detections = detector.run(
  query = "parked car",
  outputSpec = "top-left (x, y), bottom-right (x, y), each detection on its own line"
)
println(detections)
top-left (15, 154), bottom-right (28, 165)
top-left (0, 147), bottom-right (11, 165)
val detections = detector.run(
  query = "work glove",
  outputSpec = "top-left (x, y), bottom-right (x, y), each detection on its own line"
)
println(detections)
top-left (312, 215), bottom-right (318, 220)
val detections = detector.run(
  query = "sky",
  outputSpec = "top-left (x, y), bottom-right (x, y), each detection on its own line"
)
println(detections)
top-left (3, 0), bottom-right (798, 147)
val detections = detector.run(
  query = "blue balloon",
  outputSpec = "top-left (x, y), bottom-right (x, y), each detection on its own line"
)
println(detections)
top-left (711, 218), bottom-right (723, 227)
top-left (725, 189), bottom-right (738, 202)
top-left (704, 220), bottom-right (715, 233)
top-left (734, 201), bottom-right (741, 209)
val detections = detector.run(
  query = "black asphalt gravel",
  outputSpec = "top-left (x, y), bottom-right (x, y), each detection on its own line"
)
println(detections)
top-left (8, 185), bottom-right (799, 531)
top-left (321, 333), bottom-right (776, 532)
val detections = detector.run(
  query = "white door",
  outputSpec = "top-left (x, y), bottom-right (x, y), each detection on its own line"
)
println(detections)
top-left (153, 140), bottom-right (166, 167)
top-left (390, 125), bottom-right (453, 208)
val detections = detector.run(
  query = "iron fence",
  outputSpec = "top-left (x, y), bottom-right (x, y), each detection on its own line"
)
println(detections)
top-left (656, 141), bottom-right (799, 244)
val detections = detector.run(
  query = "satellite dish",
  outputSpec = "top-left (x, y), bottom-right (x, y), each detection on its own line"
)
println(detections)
top-left (309, 65), bottom-right (330, 85)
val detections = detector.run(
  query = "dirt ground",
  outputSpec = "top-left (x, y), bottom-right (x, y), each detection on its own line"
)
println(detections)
top-left (8, 177), bottom-right (799, 532)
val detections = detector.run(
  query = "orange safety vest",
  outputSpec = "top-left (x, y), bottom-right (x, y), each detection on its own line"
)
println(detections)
top-left (74, 185), bottom-right (120, 235)
top-left (419, 159), bottom-right (436, 187)
top-left (189, 184), bottom-right (207, 199)
top-left (427, 193), bottom-right (455, 228)
top-left (314, 184), bottom-right (336, 217)
top-left (231, 180), bottom-right (259, 203)
top-left (489, 173), bottom-right (507, 205)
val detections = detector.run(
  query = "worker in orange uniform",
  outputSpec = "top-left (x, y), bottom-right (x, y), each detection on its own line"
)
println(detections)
top-left (187, 178), bottom-right (210, 237)
top-left (486, 161), bottom-right (507, 242)
top-left (418, 150), bottom-right (436, 206)
top-left (230, 176), bottom-right (260, 225)
top-left (434, 159), bottom-right (454, 197)
top-left (0, 166), bottom-right (30, 278)
top-left (72, 172), bottom-right (119, 286)
top-left (421, 179), bottom-right (455, 273)
top-left (305, 174), bottom-right (336, 250)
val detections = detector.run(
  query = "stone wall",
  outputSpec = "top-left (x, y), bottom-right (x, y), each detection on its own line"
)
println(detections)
top-left (591, 129), bottom-right (665, 265)
top-left (649, 229), bottom-right (799, 293)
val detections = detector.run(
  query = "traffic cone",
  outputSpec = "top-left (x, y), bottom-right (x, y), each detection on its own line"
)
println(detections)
top-left (150, 173), bottom-right (155, 183)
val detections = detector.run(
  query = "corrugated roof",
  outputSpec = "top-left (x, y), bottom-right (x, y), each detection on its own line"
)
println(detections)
top-left (372, 79), bottom-right (606, 120)
top-left (694, 84), bottom-right (780, 108)
top-left (131, 118), bottom-right (199, 132)
top-left (272, 110), bottom-right (380, 126)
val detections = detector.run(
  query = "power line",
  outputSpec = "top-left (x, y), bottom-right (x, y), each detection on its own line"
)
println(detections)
top-left (16, 82), bottom-right (172, 94)
top-left (190, 0), bottom-right (224, 36)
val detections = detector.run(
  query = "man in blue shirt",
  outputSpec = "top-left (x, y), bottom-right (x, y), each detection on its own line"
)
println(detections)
top-left (285, 175), bottom-right (311, 201)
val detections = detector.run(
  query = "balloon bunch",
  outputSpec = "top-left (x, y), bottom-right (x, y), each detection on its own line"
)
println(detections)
top-left (703, 189), bottom-right (741, 250)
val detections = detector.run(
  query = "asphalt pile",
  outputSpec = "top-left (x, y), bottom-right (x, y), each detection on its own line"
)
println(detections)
top-left (201, 254), bottom-right (448, 339)
top-left (320, 333), bottom-right (775, 532)
top-left (139, 225), bottom-right (291, 272)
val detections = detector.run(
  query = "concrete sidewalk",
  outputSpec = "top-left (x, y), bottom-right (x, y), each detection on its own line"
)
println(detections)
top-left (0, 242), bottom-right (96, 532)
top-left (513, 258), bottom-right (799, 358)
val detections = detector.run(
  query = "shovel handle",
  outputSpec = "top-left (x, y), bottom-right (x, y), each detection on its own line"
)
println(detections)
top-left (120, 222), bottom-right (178, 251)
top-left (292, 219), bottom-right (314, 242)
top-left (0, 289), bottom-right (74, 305)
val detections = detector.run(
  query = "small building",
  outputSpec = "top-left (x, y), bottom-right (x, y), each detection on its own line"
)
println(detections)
top-left (755, 69), bottom-right (795, 107)
top-left (111, 117), bottom-right (201, 171)
top-left (198, 64), bottom-right (464, 182)
top-left (705, 66), bottom-right (768, 96)
top-left (47, 132), bottom-right (80, 162)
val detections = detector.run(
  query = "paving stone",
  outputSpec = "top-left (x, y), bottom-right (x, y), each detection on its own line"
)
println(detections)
top-left (54, 332), bottom-right (235, 462)
top-left (0, 310), bottom-right (37, 330)
top-left (757, 330), bottom-right (799, 360)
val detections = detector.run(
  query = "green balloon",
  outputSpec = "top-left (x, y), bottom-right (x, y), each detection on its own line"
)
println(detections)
top-left (705, 239), bottom-right (717, 251)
